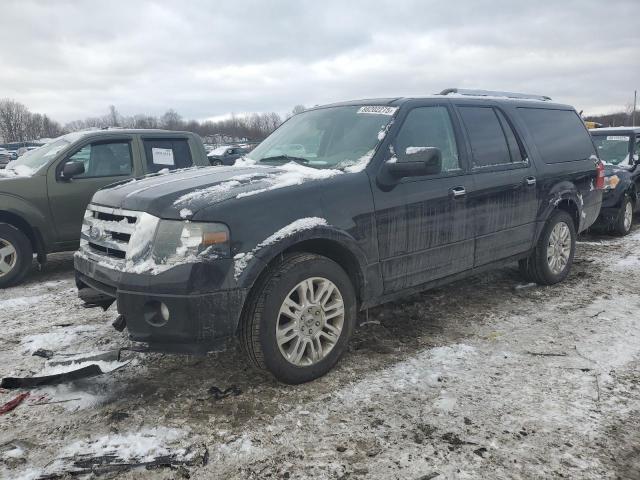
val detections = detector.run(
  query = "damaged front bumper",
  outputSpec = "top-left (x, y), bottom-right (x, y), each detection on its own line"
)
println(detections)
top-left (74, 251), bottom-right (248, 355)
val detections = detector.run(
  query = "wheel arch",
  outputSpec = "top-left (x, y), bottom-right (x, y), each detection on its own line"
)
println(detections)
top-left (0, 210), bottom-right (45, 258)
top-left (234, 229), bottom-right (370, 333)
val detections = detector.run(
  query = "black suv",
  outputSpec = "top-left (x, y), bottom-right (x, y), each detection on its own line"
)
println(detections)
top-left (590, 127), bottom-right (640, 235)
top-left (75, 89), bottom-right (603, 384)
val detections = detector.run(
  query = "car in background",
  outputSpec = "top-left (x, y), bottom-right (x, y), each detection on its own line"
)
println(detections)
top-left (207, 145), bottom-right (248, 166)
top-left (0, 149), bottom-right (12, 169)
top-left (0, 129), bottom-right (211, 288)
top-left (590, 127), bottom-right (640, 235)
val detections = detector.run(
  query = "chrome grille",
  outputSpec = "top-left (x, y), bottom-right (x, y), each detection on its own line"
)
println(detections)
top-left (81, 204), bottom-right (141, 260)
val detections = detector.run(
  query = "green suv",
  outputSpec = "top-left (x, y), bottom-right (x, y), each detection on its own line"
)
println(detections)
top-left (0, 129), bottom-right (210, 288)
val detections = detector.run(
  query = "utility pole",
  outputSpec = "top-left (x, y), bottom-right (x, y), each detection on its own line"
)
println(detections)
top-left (633, 90), bottom-right (637, 127)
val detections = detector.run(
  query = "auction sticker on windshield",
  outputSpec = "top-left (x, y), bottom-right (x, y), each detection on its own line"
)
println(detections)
top-left (357, 106), bottom-right (398, 115)
top-left (152, 148), bottom-right (175, 166)
top-left (606, 136), bottom-right (630, 141)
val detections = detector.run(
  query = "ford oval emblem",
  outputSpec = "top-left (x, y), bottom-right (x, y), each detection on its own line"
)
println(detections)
top-left (89, 226), bottom-right (103, 241)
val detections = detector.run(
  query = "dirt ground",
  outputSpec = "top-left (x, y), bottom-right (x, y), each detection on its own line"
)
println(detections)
top-left (1, 227), bottom-right (639, 479)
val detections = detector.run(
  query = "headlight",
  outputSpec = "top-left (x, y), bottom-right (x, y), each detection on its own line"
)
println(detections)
top-left (152, 220), bottom-right (230, 264)
top-left (603, 175), bottom-right (620, 190)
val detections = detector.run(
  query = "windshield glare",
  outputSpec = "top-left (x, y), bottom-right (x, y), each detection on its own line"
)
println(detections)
top-left (7, 138), bottom-right (71, 172)
top-left (592, 135), bottom-right (631, 166)
top-left (246, 106), bottom-right (395, 169)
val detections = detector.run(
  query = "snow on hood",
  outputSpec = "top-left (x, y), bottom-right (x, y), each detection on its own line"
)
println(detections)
top-left (0, 164), bottom-right (36, 178)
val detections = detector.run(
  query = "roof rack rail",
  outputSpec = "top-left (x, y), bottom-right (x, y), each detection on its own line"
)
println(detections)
top-left (439, 88), bottom-right (552, 102)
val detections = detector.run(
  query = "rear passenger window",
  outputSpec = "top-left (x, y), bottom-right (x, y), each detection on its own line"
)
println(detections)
top-left (517, 108), bottom-right (596, 164)
top-left (143, 139), bottom-right (193, 173)
top-left (459, 107), bottom-right (512, 167)
top-left (393, 106), bottom-right (460, 171)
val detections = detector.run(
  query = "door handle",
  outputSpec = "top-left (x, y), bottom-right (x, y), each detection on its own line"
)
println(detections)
top-left (451, 186), bottom-right (467, 198)
top-left (525, 176), bottom-right (537, 186)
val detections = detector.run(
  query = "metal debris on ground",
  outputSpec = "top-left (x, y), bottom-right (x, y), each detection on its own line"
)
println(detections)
top-left (0, 392), bottom-right (30, 415)
top-left (32, 349), bottom-right (54, 360)
top-left (208, 385), bottom-right (242, 400)
top-left (35, 444), bottom-right (208, 479)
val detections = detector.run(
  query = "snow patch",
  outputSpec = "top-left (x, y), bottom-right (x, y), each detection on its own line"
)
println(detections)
top-left (179, 208), bottom-right (193, 219)
top-left (0, 164), bottom-right (36, 177)
top-left (235, 162), bottom-right (341, 199)
top-left (174, 180), bottom-right (241, 205)
top-left (57, 427), bottom-right (190, 464)
top-left (0, 295), bottom-right (42, 309)
top-left (21, 326), bottom-right (98, 354)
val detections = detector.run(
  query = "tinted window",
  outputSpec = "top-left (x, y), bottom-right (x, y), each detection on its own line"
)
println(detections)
top-left (67, 141), bottom-right (132, 178)
top-left (459, 107), bottom-right (511, 167)
top-left (518, 108), bottom-right (596, 163)
top-left (143, 138), bottom-right (193, 173)
top-left (495, 109), bottom-right (526, 163)
top-left (394, 106), bottom-right (460, 171)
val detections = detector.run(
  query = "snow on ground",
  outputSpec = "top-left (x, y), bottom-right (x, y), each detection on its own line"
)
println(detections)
top-left (1, 227), bottom-right (640, 479)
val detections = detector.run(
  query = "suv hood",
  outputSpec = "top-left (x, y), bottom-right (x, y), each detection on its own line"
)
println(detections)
top-left (91, 163), bottom-right (342, 219)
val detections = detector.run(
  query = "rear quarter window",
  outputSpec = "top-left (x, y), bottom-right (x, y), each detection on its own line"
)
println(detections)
top-left (142, 138), bottom-right (193, 173)
top-left (517, 108), bottom-right (595, 164)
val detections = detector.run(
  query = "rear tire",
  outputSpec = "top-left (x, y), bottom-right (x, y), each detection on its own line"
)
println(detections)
top-left (519, 210), bottom-right (576, 286)
top-left (612, 196), bottom-right (633, 236)
top-left (0, 223), bottom-right (33, 288)
top-left (239, 252), bottom-right (356, 384)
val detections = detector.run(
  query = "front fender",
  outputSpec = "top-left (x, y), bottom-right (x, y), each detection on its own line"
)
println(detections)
top-left (0, 193), bottom-right (52, 250)
top-left (234, 225), bottom-right (369, 293)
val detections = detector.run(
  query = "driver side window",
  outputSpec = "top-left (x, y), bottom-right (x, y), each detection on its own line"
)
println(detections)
top-left (394, 107), bottom-right (460, 171)
top-left (67, 141), bottom-right (133, 178)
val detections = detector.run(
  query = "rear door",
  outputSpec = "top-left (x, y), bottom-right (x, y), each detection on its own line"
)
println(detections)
top-left (141, 137), bottom-right (194, 173)
top-left (47, 137), bottom-right (135, 245)
top-left (454, 104), bottom-right (539, 266)
top-left (372, 102), bottom-right (475, 293)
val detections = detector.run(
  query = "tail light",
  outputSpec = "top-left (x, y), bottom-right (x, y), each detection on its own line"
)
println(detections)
top-left (595, 161), bottom-right (605, 190)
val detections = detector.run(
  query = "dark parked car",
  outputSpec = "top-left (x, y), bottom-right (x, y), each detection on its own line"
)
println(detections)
top-left (0, 129), bottom-right (211, 288)
top-left (207, 145), bottom-right (248, 166)
top-left (75, 89), bottom-right (603, 383)
top-left (590, 127), bottom-right (640, 235)
top-left (0, 149), bottom-right (11, 169)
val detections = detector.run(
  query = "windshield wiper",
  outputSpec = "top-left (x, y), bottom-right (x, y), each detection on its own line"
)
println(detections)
top-left (259, 155), bottom-right (309, 165)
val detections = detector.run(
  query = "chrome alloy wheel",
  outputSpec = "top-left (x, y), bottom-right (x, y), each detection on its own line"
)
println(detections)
top-left (546, 222), bottom-right (572, 275)
top-left (0, 237), bottom-right (17, 278)
top-left (623, 201), bottom-right (633, 231)
top-left (276, 277), bottom-right (345, 366)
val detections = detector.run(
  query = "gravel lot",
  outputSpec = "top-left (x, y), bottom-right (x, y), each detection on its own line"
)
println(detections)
top-left (1, 227), bottom-right (639, 479)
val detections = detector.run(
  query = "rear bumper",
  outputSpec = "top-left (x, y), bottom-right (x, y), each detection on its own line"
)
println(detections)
top-left (75, 253), bottom-right (248, 354)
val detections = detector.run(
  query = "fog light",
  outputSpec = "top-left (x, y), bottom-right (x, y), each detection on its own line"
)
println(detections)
top-left (144, 300), bottom-right (170, 327)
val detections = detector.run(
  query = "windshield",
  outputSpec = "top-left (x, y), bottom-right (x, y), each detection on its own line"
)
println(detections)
top-left (592, 134), bottom-right (631, 166)
top-left (246, 105), bottom-right (395, 169)
top-left (6, 138), bottom-right (71, 173)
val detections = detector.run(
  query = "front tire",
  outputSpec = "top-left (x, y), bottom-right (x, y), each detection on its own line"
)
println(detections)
top-left (613, 196), bottom-right (633, 236)
top-left (240, 252), bottom-right (356, 384)
top-left (519, 210), bottom-right (576, 286)
top-left (0, 223), bottom-right (33, 288)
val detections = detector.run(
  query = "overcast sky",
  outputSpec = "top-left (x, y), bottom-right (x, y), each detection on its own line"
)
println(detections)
top-left (1, 0), bottom-right (638, 123)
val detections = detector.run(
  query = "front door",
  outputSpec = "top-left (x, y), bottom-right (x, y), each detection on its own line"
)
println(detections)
top-left (372, 104), bottom-right (475, 293)
top-left (454, 104), bottom-right (539, 266)
top-left (47, 139), bottom-right (135, 245)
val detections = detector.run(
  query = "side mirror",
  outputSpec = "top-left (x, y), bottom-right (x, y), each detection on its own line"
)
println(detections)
top-left (61, 161), bottom-right (85, 180)
top-left (386, 147), bottom-right (442, 178)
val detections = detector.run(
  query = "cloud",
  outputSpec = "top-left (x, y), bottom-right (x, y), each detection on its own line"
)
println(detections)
top-left (0, 0), bottom-right (638, 122)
